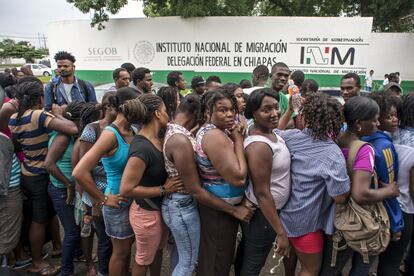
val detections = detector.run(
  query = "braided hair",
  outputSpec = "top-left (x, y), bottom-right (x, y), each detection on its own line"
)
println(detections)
top-left (137, 93), bottom-right (164, 124)
top-left (119, 97), bottom-right (147, 124)
top-left (222, 83), bottom-right (244, 113)
top-left (399, 92), bottom-right (414, 129)
top-left (108, 87), bottom-right (138, 112)
top-left (79, 102), bottom-right (102, 134)
top-left (15, 81), bottom-right (44, 120)
top-left (199, 90), bottom-right (215, 124)
top-left (63, 101), bottom-right (86, 121)
top-left (302, 92), bottom-right (343, 140)
top-left (157, 86), bottom-right (178, 120)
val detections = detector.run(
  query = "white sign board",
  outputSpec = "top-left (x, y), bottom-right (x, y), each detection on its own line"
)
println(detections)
top-left (48, 17), bottom-right (373, 76)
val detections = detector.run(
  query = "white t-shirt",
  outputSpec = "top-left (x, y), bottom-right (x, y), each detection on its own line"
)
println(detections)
top-left (244, 133), bottom-right (291, 210)
top-left (395, 144), bottom-right (414, 214)
top-left (365, 75), bottom-right (373, 87)
top-left (243, 86), bottom-right (263, 95)
top-left (63, 83), bottom-right (74, 102)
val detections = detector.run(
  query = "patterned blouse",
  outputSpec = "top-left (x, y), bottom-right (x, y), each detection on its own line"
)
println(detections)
top-left (392, 127), bottom-right (414, 147)
top-left (195, 123), bottom-right (245, 205)
top-left (163, 123), bottom-right (196, 178)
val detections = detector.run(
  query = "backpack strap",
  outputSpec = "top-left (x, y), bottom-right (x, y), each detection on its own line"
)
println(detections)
top-left (330, 230), bottom-right (348, 267)
top-left (348, 140), bottom-right (379, 190)
top-left (360, 240), bottom-right (370, 264)
top-left (347, 140), bottom-right (369, 176)
top-left (78, 79), bottom-right (89, 102)
top-left (51, 82), bottom-right (58, 104)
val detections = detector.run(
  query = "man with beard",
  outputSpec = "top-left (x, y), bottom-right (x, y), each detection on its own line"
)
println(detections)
top-left (131, 67), bottom-right (153, 95)
top-left (44, 51), bottom-right (96, 110)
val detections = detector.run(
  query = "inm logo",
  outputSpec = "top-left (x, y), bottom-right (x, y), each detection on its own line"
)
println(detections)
top-left (300, 46), bottom-right (355, 65)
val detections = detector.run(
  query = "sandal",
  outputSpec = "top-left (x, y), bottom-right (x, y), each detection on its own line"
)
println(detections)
top-left (14, 253), bottom-right (48, 270)
top-left (27, 264), bottom-right (61, 275)
top-left (14, 258), bottom-right (32, 269)
top-left (75, 254), bottom-right (98, 263)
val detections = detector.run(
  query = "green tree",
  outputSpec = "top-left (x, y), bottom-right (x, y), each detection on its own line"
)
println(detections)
top-left (67, 0), bottom-right (414, 32)
top-left (0, 40), bottom-right (46, 63)
top-left (143, 0), bottom-right (257, 17)
top-left (342, 0), bottom-right (414, 32)
top-left (67, 0), bottom-right (128, 30)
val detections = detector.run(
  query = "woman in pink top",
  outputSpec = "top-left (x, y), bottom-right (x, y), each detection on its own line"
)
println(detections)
top-left (320, 96), bottom-right (400, 276)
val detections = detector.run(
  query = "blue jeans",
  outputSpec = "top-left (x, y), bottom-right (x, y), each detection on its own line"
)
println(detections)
top-left (85, 205), bottom-right (112, 276)
top-left (48, 184), bottom-right (81, 276)
top-left (93, 215), bottom-right (112, 276)
top-left (319, 234), bottom-right (377, 276)
top-left (162, 193), bottom-right (200, 276)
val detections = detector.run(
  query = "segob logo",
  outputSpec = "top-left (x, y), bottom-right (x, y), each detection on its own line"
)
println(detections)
top-left (134, 41), bottom-right (155, 64)
top-left (300, 46), bottom-right (355, 66)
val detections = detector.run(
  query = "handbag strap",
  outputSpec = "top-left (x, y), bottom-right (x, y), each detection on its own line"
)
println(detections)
top-left (346, 140), bottom-right (368, 176)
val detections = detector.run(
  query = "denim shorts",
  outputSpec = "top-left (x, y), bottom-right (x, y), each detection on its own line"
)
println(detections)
top-left (102, 204), bottom-right (134, 239)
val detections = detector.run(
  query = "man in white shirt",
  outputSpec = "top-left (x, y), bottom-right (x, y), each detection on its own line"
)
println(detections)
top-left (365, 69), bottom-right (374, 92)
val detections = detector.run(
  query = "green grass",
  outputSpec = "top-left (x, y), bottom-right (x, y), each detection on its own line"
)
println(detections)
top-left (0, 64), bottom-right (23, 69)
top-left (38, 76), bottom-right (51, 83)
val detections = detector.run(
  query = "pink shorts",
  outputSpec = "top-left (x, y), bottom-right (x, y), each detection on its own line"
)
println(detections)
top-left (289, 230), bottom-right (324, 254)
top-left (129, 201), bottom-right (169, 265)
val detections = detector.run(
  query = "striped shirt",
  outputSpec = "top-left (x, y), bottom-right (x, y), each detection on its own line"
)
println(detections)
top-left (276, 128), bottom-right (350, 237)
top-left (195, 123), bottom-right (245, 205)
top-left (9, 109), bottom-right (54, 176)
top-left (9, 153), bottom-right (21, 188)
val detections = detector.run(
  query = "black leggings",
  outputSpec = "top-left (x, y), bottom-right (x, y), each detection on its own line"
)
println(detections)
top-left (377, 212), bottom-right (413, 276)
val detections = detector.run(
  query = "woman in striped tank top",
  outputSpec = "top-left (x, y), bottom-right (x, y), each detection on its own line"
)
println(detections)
top-left (195, 88), bottom-right (254, 276)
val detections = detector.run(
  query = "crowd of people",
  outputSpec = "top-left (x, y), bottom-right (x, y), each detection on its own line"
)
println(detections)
top-left (0, 50), bottom-right (413, 276)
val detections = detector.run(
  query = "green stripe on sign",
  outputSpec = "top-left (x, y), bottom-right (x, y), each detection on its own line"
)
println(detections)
top-left (74, 70), bottom-right (414, 94)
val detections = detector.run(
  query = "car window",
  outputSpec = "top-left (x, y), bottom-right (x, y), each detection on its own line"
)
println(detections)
top-left (39, 64), bottom-right (47, 68)
top-left (32, 65), bottom-right (39, 69)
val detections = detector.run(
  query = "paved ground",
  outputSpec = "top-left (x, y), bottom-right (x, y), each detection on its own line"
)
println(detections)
top-left (6, 241), bottom-right (285, 276)
top-left (4, 232), bottom-right (382, 276)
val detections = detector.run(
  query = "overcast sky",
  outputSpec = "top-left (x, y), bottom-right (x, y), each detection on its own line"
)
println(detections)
top-left (0, 0), bottom-right (145, 47)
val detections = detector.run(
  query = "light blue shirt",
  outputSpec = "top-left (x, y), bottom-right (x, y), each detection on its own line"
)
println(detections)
top-left (276, 128), bottom-right (350, 237)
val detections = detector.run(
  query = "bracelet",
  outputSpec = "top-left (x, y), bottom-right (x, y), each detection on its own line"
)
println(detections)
top-left (93, 196), bottom-right (108, 207)
top-left (160, 185), bottom-right (166, 197)
top-left (102, 196), bottom-right (108, 206)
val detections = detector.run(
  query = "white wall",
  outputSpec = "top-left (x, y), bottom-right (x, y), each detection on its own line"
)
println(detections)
top-left (368, 33), bottom-right (414, 81)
